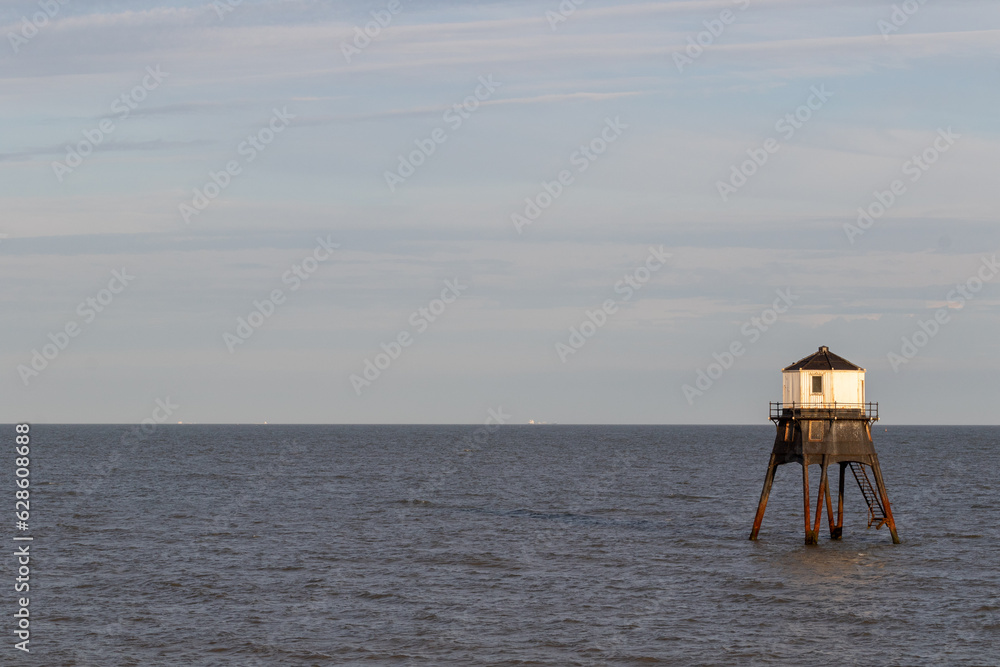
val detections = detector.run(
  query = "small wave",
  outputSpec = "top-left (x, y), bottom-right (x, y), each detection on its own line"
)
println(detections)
top-left (357, 591), bottom-right (395, 599)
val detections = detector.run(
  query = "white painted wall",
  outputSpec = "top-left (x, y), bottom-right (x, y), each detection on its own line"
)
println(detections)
top-left (831, 370), bottom-right (865, 404)
top-left (781, 370), bottom-right (865, 405)
top-left (782, 372), bottom-right (800, 403)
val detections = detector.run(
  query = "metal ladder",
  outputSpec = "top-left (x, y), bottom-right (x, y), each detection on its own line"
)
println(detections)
top-left (848, 462), bottom-right (888, 529)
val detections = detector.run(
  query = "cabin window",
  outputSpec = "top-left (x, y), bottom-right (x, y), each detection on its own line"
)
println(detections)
top-left (811, 375), bottom-right (823, 394)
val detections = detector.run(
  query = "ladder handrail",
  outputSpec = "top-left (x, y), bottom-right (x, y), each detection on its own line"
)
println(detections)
top-left (848, 462), bottom-right (887, 528)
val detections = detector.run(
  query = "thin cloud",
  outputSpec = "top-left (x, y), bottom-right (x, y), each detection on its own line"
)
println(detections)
top-left (333, 91), bottom-right (645, 123)
top-left (0, 139), bottom-right (213, 163)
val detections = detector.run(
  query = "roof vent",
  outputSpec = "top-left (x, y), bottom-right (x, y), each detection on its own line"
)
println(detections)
top-left (819, 346), bottom-right (829, 353)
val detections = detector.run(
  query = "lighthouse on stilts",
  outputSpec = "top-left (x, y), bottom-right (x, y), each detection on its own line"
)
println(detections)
top-left (749, 346), bottom-right (900, 545)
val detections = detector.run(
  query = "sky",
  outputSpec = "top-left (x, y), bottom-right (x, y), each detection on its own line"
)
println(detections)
top-left (1, 0), bottom-right (999, 425)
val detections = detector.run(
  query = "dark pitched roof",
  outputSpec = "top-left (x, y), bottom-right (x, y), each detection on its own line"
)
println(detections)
top-left (783, 346), bottom-right (864, 372)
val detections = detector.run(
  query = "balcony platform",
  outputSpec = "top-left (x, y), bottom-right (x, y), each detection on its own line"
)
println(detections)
top-left (769, 402), bottom-right (879, 423)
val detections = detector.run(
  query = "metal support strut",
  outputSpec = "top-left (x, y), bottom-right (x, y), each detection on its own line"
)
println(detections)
top-left (748, 453), bottom-right (777, 541)
top-left (803, 461), bottom-right (815, 545)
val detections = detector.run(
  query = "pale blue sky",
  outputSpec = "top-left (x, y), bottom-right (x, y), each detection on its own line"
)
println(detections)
top-left (2, 0), bottom-right (999, 424)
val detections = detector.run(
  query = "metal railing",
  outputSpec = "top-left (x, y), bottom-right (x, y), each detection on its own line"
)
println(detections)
top-left (769, 402), bottom-right (879, 421)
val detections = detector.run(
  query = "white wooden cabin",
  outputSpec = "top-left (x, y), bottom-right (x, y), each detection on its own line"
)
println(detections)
top-left (781, 346), bottom-right (865, 407)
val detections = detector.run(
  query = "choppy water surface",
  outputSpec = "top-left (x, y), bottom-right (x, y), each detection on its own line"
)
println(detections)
top-left (22, 425), bottom-right (1000, 665)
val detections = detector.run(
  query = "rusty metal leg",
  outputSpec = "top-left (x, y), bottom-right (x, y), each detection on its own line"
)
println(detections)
top-left (833, 462), bottom-right (845, 540)
top-left (802, 460), bottom-right (816, 545)
top-left (813, 457), bottom-right (828, 541)
top-left (824, 460), bottom-right (836, 539)
top-left (870, 456), bottom-right (901, 544)
top-left (749, 454), bottom-right (778, 541)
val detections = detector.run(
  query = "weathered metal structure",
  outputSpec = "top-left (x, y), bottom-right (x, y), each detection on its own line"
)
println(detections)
top-left (749, 346), bottom-right (900, 545)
